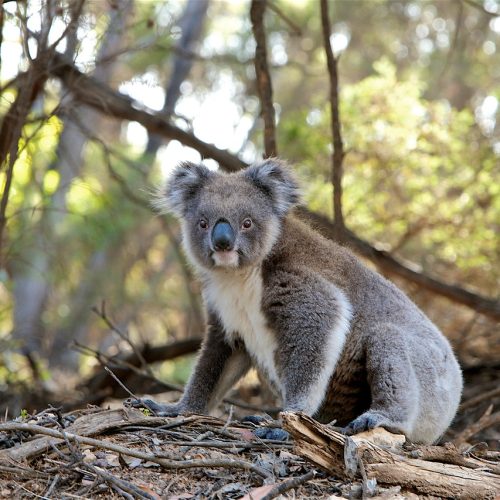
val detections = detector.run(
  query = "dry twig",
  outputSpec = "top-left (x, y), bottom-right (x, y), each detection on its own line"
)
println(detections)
top-left (460, 386), bottom-right (500, 411)
top-left (453, 405), bottom-right (500, 445)
top-left (261, 469), bottom-right (317, 500)
top-left (0, 422), bottom-right (272, 480)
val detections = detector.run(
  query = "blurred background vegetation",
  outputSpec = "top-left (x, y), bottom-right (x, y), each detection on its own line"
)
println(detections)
top-left (0, 0), bottom-right (498, 416)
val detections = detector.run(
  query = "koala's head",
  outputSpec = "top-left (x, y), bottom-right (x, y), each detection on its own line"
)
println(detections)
top-left (155, 159), bottom-right (300, 270)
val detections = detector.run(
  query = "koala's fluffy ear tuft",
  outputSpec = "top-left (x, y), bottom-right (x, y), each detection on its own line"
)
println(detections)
top-left (244, 159), bottom-right (301, 216)
top-left (153, 162), bottom-right (213, 217)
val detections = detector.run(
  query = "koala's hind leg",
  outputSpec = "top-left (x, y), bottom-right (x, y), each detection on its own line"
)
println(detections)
top-left (344, 324), bottom-right (418, 438)
top-left (263, 268), bottom-right (353, 416)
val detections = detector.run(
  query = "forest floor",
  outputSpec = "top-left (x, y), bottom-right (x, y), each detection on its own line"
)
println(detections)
top-left (0, 367), bottom-right (498, 499)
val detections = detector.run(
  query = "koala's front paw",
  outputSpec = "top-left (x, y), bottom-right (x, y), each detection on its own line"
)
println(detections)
top-left (343, 411), bottom-right (390, 435)
top-left (125, 398), bottom-right (182, 417)
top-left (254, 427), bottom-right (290, 441)
top-left (242, 415), bottom-right (289, 441)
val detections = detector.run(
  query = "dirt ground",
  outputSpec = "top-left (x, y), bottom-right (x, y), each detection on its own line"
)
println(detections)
top-left (0, 366), bottom-right (498, 499)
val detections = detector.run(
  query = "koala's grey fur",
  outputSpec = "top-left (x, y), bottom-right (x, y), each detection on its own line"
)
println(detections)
top-left (149, 159), bottom-right (463, 444)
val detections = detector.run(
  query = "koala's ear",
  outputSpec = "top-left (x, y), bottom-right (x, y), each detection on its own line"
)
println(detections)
top-left (244, 159), bottom-right (300, 216)
top-left (153, 161), bottom-right (213, 217)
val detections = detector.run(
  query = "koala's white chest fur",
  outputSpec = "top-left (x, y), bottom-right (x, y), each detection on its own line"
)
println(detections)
top-left (202, 267), bottom-right (282, 392)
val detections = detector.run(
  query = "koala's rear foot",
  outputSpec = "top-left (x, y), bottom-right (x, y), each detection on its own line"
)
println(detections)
top-left (351, 325), bottom-right (419, 439)
top-left (125, 398), bottom-right (182, 417)
top-left (344, 410), bottom-right (405, 436)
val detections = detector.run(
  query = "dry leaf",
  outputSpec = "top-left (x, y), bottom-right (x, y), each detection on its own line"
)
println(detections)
top-left (137, 485), bottom-right (161, 500)
top-left (231, 428), bottom-right (255, 441)
top-left (240, 484), bottom-right (275, 500)
top-left (82, 449), bottom-right (97, 463)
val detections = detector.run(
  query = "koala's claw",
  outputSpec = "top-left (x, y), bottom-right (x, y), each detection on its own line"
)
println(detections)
top-left (343, 411), bottom-right (391, 435)
top-left (124, 398), bottom-right (181, 417)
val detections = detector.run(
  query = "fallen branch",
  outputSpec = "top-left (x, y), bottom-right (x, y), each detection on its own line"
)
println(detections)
top-left (81, 337), bottom-right (202, 396)
top-left (282, 412), bottom-right (500, 499)
top-left (460, 386), bottom-right (500, 411)
top-left (81, 463), bottom-right (158, 500)
top-left (0, 408), bottom-right (203, 463)
top-left (453, 405), bottom-right (500, 446)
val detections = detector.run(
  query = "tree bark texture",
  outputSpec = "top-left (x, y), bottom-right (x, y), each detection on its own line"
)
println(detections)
top-left (320, 0), bottom-right (345, 239)
top-left (250, 0), bottom-right (277, 158)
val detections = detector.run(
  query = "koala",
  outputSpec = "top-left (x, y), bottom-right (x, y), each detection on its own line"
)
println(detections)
top-left (135, 158), bottom-right (463, 444)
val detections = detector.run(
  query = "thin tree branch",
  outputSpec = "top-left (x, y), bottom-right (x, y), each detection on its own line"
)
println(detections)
top-left (460, 386), bottom-right (500, 412)
top-left (453, 405), bottom-right (500, 445)
top-left (320, 0), bottom-right (345, 239)
top-left (300, 208), bottom-right (500, 321)
top-left (262, 470), bottom-right (317, 500)
top-left (0, 58), bottom-right (49, 263)
top-left (267, 1), bottom-right (302, 36)
top-left (250, 0), bottom-right (277, 158)
top-left (48, 53), bottom-right (246, 172)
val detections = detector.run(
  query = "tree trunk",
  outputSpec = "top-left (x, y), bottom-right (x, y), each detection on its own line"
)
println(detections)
top-left (145, 0), bottom-right (209, 155)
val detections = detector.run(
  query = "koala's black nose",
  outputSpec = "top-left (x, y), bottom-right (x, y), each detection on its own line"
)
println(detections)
top-left (212, 219), bottom-right (235, 251)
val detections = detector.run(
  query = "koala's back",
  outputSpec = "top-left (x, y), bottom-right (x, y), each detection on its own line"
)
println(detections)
top-left (264, 215), bottom-right (462, 439)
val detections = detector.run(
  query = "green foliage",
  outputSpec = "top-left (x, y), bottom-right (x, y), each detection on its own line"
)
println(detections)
top-left (280, 59), bottom-right (499, 293)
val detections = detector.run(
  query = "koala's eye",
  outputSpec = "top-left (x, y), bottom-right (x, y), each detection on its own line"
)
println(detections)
top-left (199, 219), bottom-right (208, 229)
top-left (242, 218), bottom-right (252, 229)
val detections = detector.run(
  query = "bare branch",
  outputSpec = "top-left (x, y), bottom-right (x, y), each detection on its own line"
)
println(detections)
top-left (48, 53), bottom-right (246, 172)
top-left (250, 0), bottom-right (277, 157)
top-left (267, 1), bottom-right (302, 36)
top-left (0, 60), bottom-right (49, 264)
top-left (453, 405), bottom-right (500, 445)
top-left (460, 386), bottom-right (500, 412)
top-left (300, 208), bottom-right (500, 321)
top-left (320, 0), bottom-right (345, 239)
top-left (261, 470), bottom-right (317, 500)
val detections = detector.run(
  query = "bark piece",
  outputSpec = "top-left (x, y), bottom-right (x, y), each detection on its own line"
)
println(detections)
top-left (0, 409), bottom-right (220, 465)
top-left (281, 412), bottom-right (500, 499)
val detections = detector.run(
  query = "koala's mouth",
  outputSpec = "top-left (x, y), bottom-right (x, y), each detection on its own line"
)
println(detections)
top-left (211, 249), bottom-right (240, 268)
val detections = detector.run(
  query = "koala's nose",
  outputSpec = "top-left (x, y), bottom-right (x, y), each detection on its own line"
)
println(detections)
top-left (212, 219), bottom-right (235, 251)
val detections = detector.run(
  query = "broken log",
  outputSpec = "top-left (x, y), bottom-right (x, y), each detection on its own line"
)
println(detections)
top-left (281, 412), bottom-right (500, 499)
